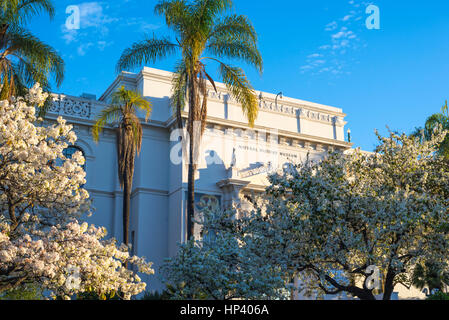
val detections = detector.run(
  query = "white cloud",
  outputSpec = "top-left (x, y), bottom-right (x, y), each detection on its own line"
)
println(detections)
top-left (61, 1), bottom-right (161, 57)
top-left (124, 17), bottom-right (160, 33)
top-left (77, 42), bottom-right (93, 56)
top-left (325, 21), bottom-right (338, 31)
top-left (61, 2), bottom-right (118, 45)
top-left (78, 2), bottom-right (118, 29)
top-left (300, 0), bottom-right (367, 77)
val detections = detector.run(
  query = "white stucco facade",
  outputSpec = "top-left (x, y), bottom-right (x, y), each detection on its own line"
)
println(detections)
top-left (45, 67), bottom-right (424, 299)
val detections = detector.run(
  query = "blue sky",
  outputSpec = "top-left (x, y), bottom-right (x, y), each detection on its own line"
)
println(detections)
top-left (31, 0), bottom-right (449, 151)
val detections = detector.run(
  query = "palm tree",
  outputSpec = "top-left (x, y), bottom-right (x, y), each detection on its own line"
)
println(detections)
top-left (0, 0), bottom-right (64, 101)
top-left (411, 261), bottom-right (449, 296)
top-left (411, 100), bottom-right (449, 159)
top-left (117, 0), bottom-right (263, 239)
top-left (93, 86), bottom-right (152, 248)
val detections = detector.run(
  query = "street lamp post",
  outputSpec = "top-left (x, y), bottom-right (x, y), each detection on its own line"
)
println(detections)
top-left (275, 92), bottom-right (283, 109)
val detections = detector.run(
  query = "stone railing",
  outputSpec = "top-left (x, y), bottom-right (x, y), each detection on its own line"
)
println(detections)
top-left (48, 94), bottom-right (108, 120)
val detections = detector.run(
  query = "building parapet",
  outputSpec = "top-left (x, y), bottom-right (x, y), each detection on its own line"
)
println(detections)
top-left (49, 93), bottom-right (109, 120)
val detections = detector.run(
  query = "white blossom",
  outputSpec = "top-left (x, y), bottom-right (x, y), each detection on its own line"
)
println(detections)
top-left (161, 209), bottom-right (289, 300)
top-left (0, 85), bottom-right (154, 299)
top-left (229, 129), bottom-right (449, 300)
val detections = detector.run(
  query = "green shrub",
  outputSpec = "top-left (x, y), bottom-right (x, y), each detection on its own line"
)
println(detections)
top-left (0, 284), bottom-right (43, 300)
top-left (75, 291), bottom-right (120, 300)
top-left (140, 290), bottom-right (172, 300)
top-left (427, 291), bottom-right (449, 300)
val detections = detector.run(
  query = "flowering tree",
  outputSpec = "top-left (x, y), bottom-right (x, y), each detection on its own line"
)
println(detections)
top-left (245, 129), bottom-right (449, 300)
top-left (0, 84), bottom-right (154, 299)
top-left (161, 209), bottom-right (288, 300)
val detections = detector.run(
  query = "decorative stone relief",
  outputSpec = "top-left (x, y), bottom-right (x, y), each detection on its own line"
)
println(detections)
top-left (239, 162), bottom-right (274, 179)
top-left (49, 94), bottom-right (96, 119)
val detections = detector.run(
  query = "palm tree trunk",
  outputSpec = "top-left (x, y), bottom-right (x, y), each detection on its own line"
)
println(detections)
top-left (187, 157), bottom-right (196, 240)
top-left (123, 167), bottom-right (130, 247)
top-left (186, 72), bottom-right (199, 240)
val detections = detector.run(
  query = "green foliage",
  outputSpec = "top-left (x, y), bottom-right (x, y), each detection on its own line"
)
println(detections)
top-left (139, 290), bottom-right (173, 300)
top-left (0, 0), bottom-right (64, 102)
top-left (427, 291), bottom-right (449, 300)
top-left (0, 0), bottom-right (54, 25)
top-left (75, 291), bottom-right (121, 300)
top-left (0, 284), bottom-right (43, 300)
top-left (93, 86), bottom-right (152, 143)
top-left (411, 100), bottom-right (449, 160)
top-left (117, 0), bottom-right (262, 127)
top-left (411, 261), bottom-right (449, 294)
top-left (93, 86), bottom-right (152, 189)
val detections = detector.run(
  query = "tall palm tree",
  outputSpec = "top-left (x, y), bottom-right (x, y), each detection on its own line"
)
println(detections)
top-left (0, 0), bottom-right (64, 101)
top-left (411, 100), bottom-right (449, 159)
top-left (93, 86), bottom-right (152, 248)
top-left (117, 0), bottom-right (263, 239)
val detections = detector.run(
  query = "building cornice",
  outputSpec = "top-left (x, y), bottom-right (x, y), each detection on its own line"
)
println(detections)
top-left (100, 67), bottom-right (347, 119)
top-left (167, 112), bottom-right (353, 150)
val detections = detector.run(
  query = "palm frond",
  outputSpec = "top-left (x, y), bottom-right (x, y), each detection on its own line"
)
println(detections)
top-left (171, 60), bottom-right (188, 130)
top-left (207, 37), bottom-right (263, 73)
top-left (16, 0), bottom-right (54, 21)
top-left (12, 53), bottom-right (50, 91)
top-left (0, 0), bottom-right (54, 25)
top-left (172, 63), bottom-right (188, 108)
top-left (4, 25), bottom-right (64, 86)
top-left (425, 113), bottom-right (447, 131)
top-left (111, 86), bottom-right (152, 121)
top-left (116, 35), bottom-right (178, 73)
top-left (442, 100), bottom-right (449, 117)
top-left (95, 87), bottom-right (151, 192)
top-left (129, 113), bottom-right (144, 155)
top-left (131, 94), bottom-right (152, 122)
top-left (134, 99), bottom-right (152, 122)
top-left (192, 0), bottom-right (233, 28)
top-left (92, 105), bottom-right (123, 142)
top-left (209, 14), bottom-right (257, 43)
top-left (217, 61), bottom-right (258, 127)
top-left (0, 67), bottom-right (15, 100)
top-left (154, 0), bottom-right (189, 31)
top-left (415, 104), bottom-right (449, 160)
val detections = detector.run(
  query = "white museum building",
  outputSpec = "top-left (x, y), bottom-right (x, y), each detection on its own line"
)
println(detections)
top-left (46, 67), bottom-right (424, 299)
